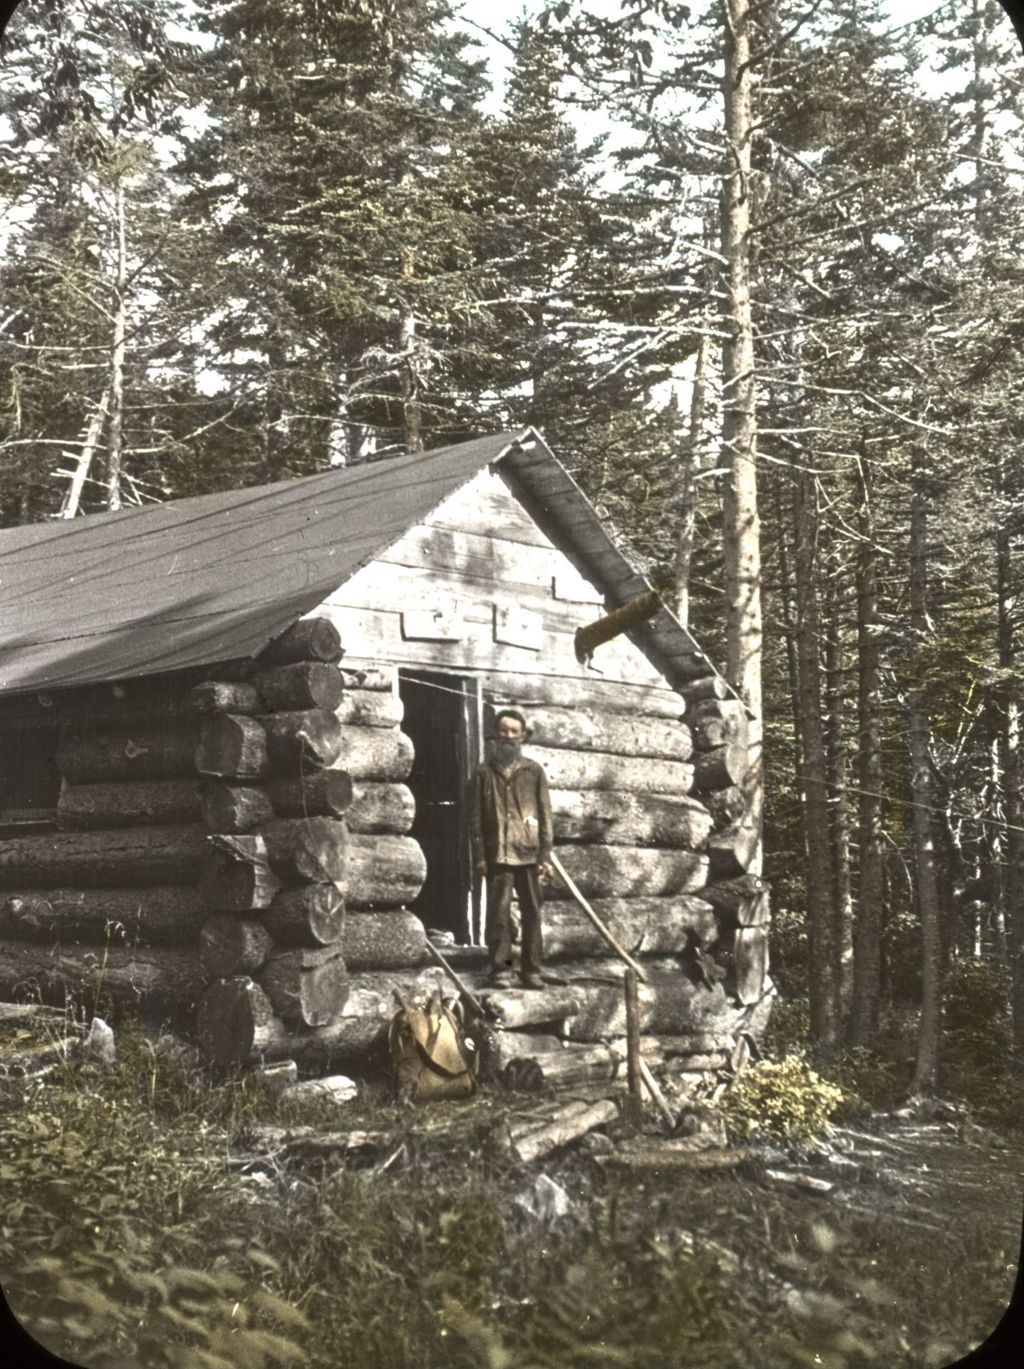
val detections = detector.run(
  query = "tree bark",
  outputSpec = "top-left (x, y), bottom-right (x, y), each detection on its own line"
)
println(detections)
top-left (849, 450), bottom-right (885, 1047)
top-left (692, 745), bottom-right (747, 793)
top-left (190, 682), bottom-right (265, 716)
top-left (0, 826), bottom-right (207, 889)
top-left (260, 711), bottom-right (344, 771)
top-left (200, 836), bottom-right (282, 912)
top-left (58, 779), bottom-right (203, 829)
top-left (1, 886), bottom-right (207, 945)
top-left (105, 182), bottom-right (127, 512)
top-left (909, 447), bottom-right (943, 1095)
top-left (552, 846), bottom-right (709, 900)
top-left (333, 727), bottom-right (414, 781)
top-left (824, 577), bottom-right (854, 1017)
top-left (523, 707), bottom-right (693, 761)
top-left (541, 896), bottom-right (719, 960)
top-left (528, 746), bottom-right (694, 796)
top-left (200, 782), bottom-right (276, 833)
top-left (261, 817), bottom-right (348, 883)
top-left (721, 0), bottom-right (763, 871)
top-left (345, 782), bottom-right (415, 834)
top-left (341, 910), bottom-right (428, 969)
top-left (346, 833), bottom-right (427, 908)
top-left (57, 725), bottom-right (200, 784)
top-left (334, 690), bottom-right (405, 728)
top-left (549, 790), bottom-right (713, 849)
top-left (793, 466), bottom-right (840, 1056)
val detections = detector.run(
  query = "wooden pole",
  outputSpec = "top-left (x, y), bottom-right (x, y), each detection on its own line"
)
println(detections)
top-left (574, 590), bottom-right (663, 663)
top-left (424, 938), bottom-right (486, 1016)
top-left (624, 968), bottom-right (643, 1121)
top-left (548, 851), bottom-right (648, 983)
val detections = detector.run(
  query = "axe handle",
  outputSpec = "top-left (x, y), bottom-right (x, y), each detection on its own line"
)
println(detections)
top-left (548, 852), bottom-right (648, 984)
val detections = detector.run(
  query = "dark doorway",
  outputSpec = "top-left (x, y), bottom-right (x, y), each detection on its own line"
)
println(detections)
top-left (398, 671), bottom-right (482, 944)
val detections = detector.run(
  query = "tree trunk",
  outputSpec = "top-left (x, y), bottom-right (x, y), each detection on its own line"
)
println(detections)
top-left (849, 450), bottom-right (885, 1045)
top-left (105, 183), bottom-right (127, 512)
top-left (721, 0), bottom-right (763, 869)
top-left (909, 447), bottom-right (943, 1095)
top-left (793, 467), bottom-right (840, 1057)
top-left (59, 387), bottom-right (109, 519)
top-left (824, 576), bottom-right (854, 1018)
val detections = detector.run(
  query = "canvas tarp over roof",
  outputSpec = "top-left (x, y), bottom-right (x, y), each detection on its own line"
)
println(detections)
top-left (0, 429), bottom-right (715, 697)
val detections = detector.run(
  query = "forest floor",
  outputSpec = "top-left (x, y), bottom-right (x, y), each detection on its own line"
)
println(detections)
top-left (0, 1016), bottom-right (1021, 1369)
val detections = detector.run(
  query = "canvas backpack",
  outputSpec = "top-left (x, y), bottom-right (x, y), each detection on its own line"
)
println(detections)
top-left (388, 989), bottom-right (477, 1102)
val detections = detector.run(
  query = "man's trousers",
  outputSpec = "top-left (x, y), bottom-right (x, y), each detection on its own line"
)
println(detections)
top-left (485, 863), bottom-right (543, 977)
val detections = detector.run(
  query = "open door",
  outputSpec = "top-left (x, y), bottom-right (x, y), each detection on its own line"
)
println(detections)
top-left (398, 671), bottom-right (482, 944)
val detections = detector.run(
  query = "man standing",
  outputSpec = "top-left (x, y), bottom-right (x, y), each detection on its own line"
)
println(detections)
top-left (469, 708), bottom-right (554, 988)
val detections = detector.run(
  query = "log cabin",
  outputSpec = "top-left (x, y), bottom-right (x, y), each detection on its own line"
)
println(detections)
top-left (0, 429), bottom-right (772, 1092)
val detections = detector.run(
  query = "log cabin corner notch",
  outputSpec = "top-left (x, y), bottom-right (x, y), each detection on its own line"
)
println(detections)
top-left (0, 428), bottom-right (772, 1089)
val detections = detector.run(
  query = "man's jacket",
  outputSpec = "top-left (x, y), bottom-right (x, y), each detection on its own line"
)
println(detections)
top-left (469, 755), bottom-right (553, 868)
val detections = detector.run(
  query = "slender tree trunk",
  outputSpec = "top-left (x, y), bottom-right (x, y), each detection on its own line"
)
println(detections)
top-left (995, 444), bottom-right (1024, 1059)
top-left (672, 330), bottom-right (708, 628)
top-left (106, 183), bottom-right (127, 512)
top-left (60, 388), bottom-right (110, 519)
top-left (401, 253), bottom-right (424, 454)
top-left (849, 454), bottom-right (885, 1047)
top-left (793, 468), bottom-right (839, 1054)
top-left (909, 445), bottom-right (943, 1095)
top-left (721, 0), bottom-right (763, 866)
top-left (824, 571), bottom-right (854, 1019)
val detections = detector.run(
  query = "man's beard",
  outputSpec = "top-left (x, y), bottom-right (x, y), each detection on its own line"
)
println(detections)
top-left (493, 740), bottom-right (523, 769)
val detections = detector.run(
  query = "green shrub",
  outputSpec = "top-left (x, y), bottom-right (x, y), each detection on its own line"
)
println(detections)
top-left (824, 1046), bottom-right (908, 1115)
top-left (721, 1054), bottom-right (846, 1144)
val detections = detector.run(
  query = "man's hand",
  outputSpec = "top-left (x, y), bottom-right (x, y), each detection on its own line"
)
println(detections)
top-left (538, 860), bottom-right (555, 883)
top-left (476, 858), bottom-right (488, 877)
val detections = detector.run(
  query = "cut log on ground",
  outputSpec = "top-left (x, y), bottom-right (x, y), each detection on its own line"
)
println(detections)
top-left (257, 662), bottom-right (344, 713)
top-left (341, 910), bottom-right (428, 970)
top-left (261, 817), bottom-right (348, 884)
top-left (199, 914), bottom-right (274, 979)
top-left (200, 782), bottom-right (275, 833)
top-left (707, 822), bottom-right (760, 878)
top-left (260, 711), bottom-right (344, 771)
top-left (190, 681), bottom-right (264, 716)
top-left (58, 779), bottom-right (203, 830)
top-left (261, 884), bottom-right (345, 948)
top-left (195, 715), bottom-right (269, 780)
top-left (331, 727), bottom-right (414, 781)
top-left (195, 976), bottom-right (371, 1069)
top-left (536, 1042), bottom-right (623, 1088)
top-left (541, 896), bottom-right (719, 961)
top-left (200, 836), bottom-right (282, 912)
top-left (259, 616), bottom-right (343, 667)
top-left (0, 826), bottom-right (208, 890)
top-left (346, 834), bottom-right (427, 908)
top-left (553, 846), bottom-right (709, 900)
top-left (279, 1074), bottom-right (358, 1107)
top-left (345, 783), bottom-right (415, 835)
top-left (510, 1098), bottom-right (618, 1165)
top-left (478, 984), bottom-right (584, 1030)
top-left (524, 707), bottom-right (693, 761)
top-left (57, 726), bottom-right (200, 784)
top-left (0, 942), bottom-right (203, 1021)
top-left (528, 746), bottom-right (694, 796)
top-left (641, 1032), bottom-right (737, 1057)
top-left (258, 946), bottom-right (348, 1027)
top-left (1, 886), bottom-right (207, 946)
top-left (550, 790), bottom-right (712, 849)
top-left (266, 770), bottom-right (354, 819)
top-left (692, 744), bottom-right (748, 793)
top-left (334, 690), bottom-right (404, 728)
top-left (477, 1027), bottom-right (563, 1077)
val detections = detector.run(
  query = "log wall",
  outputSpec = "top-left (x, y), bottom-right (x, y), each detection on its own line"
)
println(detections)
top-left (0, 461), bottom-right (769, 1086)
